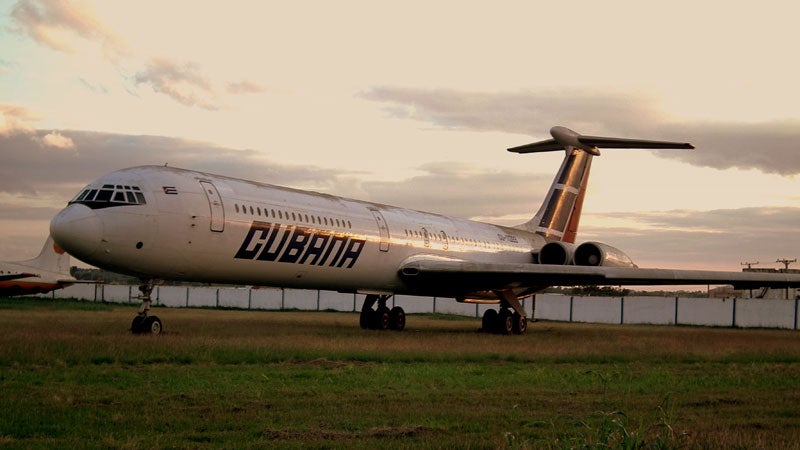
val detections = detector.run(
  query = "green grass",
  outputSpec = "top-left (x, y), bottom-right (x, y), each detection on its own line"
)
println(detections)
top-left (2, 297), bottom-right (800, 448)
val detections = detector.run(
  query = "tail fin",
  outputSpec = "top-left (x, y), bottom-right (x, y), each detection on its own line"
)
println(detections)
top-left (509, 126), bottom-right (693, 243)
top-left (21, 236), bottom-right (72, 275)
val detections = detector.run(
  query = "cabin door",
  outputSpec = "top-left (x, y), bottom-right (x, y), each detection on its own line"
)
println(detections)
top-left (199, 181), bottom-right (225, 232)
top-left (369, 208), bottom-right (390, 252)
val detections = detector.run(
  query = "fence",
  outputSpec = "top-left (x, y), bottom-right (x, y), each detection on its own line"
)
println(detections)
top-left (41, 284), bottom-right (800, 330)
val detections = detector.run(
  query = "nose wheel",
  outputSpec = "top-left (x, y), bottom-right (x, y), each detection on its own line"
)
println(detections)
top-left (131, 280), bottom-right (162, 335)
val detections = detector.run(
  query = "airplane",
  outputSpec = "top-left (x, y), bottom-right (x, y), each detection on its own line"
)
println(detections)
top-left (0, 236), bottom-right (79, 296)
top-left (49, 126), bottom-right (800, 335)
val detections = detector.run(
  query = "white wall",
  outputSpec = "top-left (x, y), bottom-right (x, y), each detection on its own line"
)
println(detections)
top-left (39, 285), bottom-right (800, 330)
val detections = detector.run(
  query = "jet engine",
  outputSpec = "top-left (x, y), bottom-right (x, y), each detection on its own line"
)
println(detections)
top-left (574, 242), bottom-right (637, 268)
top-left (537, 241), bottom-right (576, 265)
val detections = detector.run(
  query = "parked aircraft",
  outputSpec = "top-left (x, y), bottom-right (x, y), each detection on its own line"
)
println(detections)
top-left (0, 236), bottom-right (78, 296)
top-left (49, 126), bottom-right (800, 335)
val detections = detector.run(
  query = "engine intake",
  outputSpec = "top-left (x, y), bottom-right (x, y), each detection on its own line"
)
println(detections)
top-left (574, 242), bottom-right (637, 268)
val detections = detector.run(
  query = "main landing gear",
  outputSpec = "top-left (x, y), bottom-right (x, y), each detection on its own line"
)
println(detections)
top-left (360, 294), bottom-right (405, 331)
top-left (131, 280), bottom-right (163, 335)
top-left (481, 308), bottom-right (527, 335)
top-left (480, 291), bottom-right (531, 335)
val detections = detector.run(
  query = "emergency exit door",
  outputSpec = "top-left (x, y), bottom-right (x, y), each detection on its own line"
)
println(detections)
top-left (369, 208), bottom-right (390, 252)
top-left (199, 181), bottom-right (225, 232)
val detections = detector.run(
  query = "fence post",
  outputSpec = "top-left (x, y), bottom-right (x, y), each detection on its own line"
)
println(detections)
top-left (248, 289), bottom-right (252, 310)
top-left (674, 297), bottom-right (679, 325)
top-left (433, 297), bottom-right (437, 313)
top-left (732, 297), bottom-right (738, 327)
top-left (281, 288), bottom-right (285, 310)
top-left (620, 297), bottom-right (625, 325)
top-left (569, 296), bottom-right (574, 322)
top-left (316, 290), bottom-right (320, 311)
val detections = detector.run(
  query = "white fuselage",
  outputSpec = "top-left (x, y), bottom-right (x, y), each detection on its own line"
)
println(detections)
top-left (51, 166), bottom-right (546, 298)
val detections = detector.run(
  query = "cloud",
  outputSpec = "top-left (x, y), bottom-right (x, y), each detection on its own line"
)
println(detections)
top-left (10, 0), bottom-right (125, 57)
top-left (579, 207), bottom-right (800, 270)
top-left (362, 87), bottom-right (800, 176)
top-left (363, 162), bottom-right (551, 219)
top-left (0, 128), bottom-right (351, 198)
top-left (37, 131), bottom-right (75, 150)
top-left (226, 80), bottom-right (267, 95)
top-left (361, 86), bottom-right (662, 137)
top-left (10, 2), bottom-right (261, 110)
top-left (134, 58), bottom-right (220, 110)
top-left (0, 104), bottom-right (39, 136)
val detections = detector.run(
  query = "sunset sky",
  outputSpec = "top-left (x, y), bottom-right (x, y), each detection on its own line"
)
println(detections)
top-left (2, 0), bottom-right (800, 272)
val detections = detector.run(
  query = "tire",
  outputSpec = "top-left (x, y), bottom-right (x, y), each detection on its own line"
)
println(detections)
top-left (482, 309), bottom-right (498, 333)
top-left (497, 309), bottom-right (513, 335)
top-left (389, 306), bottom-right (406, 331)
top-left (144, 316), bottom-right (163, 335)
top-left (131, 315), bottom-right (146, 334)
top-left (512, 312), bottom-right (527, 335)
top-left (374, 307), bottom-right (391, 330)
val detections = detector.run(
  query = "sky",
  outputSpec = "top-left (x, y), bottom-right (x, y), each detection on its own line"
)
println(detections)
top-left (2, 0), bottom-right (800, 272)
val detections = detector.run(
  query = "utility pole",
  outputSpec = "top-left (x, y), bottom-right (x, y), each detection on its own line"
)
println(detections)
top-left (741, 261), bottom-right (759, 298)
top-left (776, 258), bottom-right (796, 299)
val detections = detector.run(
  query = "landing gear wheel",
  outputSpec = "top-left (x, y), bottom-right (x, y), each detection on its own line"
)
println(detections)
top-left (482, 309), bottom-right (498, 333)
top-left (144, 316), bottom-right (163, 335)
top-left (131, 315), bottom-right (147, 334)
top-left (512, 312), bottom-right (527, 335)
top-left (373, 306), bottom-right (391, 330)
top-left (497, 309), bottom-right (514, 335)
top-left (389, 306), bottom-right (406, 331)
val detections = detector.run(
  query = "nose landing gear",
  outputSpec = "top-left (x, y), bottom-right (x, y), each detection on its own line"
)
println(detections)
top-left (131, 280), bottom-right (162, 335)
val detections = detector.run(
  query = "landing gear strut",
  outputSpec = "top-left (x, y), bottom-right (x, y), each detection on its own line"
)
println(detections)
top-left (131, 280), bottom-right (162, 335)
top-left (360, 294), bottom-right (405, 331)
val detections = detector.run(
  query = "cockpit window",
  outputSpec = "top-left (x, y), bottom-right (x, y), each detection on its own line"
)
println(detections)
top-left (70, 185), bottom-right (147, 209)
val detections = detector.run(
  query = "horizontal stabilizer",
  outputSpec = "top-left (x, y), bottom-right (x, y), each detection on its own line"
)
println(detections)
top-left (0, 272), bottom-right (38, 282)
top-left (508, 126), bottom-right (694, 155)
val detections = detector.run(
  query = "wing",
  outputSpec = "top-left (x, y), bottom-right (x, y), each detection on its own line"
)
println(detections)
top-left (0, 273), bottom-right (38, 282)
top-left (399, 259), bottom-right (800, 293)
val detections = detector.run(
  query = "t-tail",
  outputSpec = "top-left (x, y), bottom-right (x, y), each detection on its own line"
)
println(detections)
top-left (23, 236), bottom-right (72, 275)
top-left (509, 126), bottom-right (694, 243)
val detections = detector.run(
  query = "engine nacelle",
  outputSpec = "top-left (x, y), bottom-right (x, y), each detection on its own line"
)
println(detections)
top-left (574, 242), bottom-right (637, 268)
top-left (537, 241), bottom-right (577, 265)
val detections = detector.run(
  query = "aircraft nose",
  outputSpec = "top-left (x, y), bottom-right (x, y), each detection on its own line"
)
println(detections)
top-left (50, 204), bottom-right (103, 261)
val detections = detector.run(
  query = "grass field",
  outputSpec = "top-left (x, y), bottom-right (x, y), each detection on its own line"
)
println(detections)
top-left (2, 297), bottom-right (800, 449)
